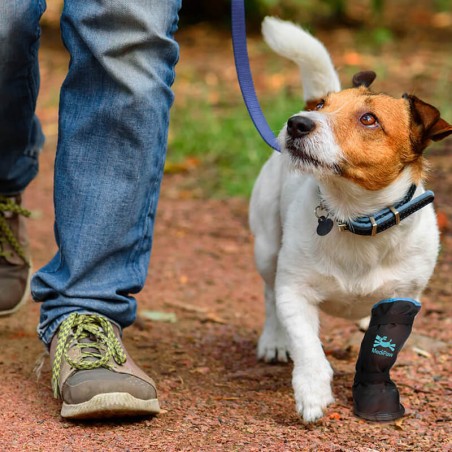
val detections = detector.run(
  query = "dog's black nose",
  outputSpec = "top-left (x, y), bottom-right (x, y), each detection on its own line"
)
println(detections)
top-left (287, 116), bottom-right (315, 138)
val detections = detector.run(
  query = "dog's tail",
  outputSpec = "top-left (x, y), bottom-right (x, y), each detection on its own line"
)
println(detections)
top-left (262, 16), bottom-right (341, 102)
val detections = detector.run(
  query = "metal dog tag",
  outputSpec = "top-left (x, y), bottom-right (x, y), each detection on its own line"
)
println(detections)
top-left (317, 216), bottom-right (334, 236)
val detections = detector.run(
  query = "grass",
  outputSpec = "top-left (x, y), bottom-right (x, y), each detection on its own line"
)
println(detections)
top-left (168, 91), bottom-right (304, 198)
top-left (167, 26), bottom-right (451, 199)
top-left (168, 75), bottom-right (451, 199)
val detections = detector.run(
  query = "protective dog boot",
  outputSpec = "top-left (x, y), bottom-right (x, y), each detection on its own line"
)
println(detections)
top-left (353, 298), bottom-right (421, 421)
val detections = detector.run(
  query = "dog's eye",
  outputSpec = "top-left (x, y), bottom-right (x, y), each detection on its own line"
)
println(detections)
top-left (315, 100), bottom-right (325, 110)
top-left (360, 113), bottom-right (378, 127)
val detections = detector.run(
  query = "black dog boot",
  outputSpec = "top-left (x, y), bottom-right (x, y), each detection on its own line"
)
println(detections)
top-left (353, 298), bottom-right (421, 421)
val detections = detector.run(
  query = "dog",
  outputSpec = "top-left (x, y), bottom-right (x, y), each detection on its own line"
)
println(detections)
top-left (249, 17), bottom-right (452, 423)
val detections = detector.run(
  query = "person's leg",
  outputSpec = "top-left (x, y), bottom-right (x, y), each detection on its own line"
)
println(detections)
top-left (32, 0), bottom-right (181, 344)
top-left (0, 0), bottom-right (46, 316)
top-left (31, 0), bottom-right (181, 418)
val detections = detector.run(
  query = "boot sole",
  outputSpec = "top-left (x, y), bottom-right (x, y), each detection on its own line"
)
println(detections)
top-left (354, 405), bottom-right (405, 422)
top-left (0, 264), bottom-right (32, 317)
top-left (61, 393), bottom-right (160, 419)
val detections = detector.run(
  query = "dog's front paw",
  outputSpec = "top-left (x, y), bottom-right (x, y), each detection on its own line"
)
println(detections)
top-left (257, 324), bottom-right (290, 363)
top-left (292, 363), bottom-right (334, 423)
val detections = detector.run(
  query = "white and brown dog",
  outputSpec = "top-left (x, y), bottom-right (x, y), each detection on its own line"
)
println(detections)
top-left (249, 17), bottom-right (452, 423)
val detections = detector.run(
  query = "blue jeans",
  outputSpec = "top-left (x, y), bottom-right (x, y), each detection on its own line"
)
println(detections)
top-left (0, 0), bottom-right (181, 346)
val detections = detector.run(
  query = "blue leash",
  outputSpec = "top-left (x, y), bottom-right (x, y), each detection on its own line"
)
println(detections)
top-left (231, 0), bottom-right (281, 152)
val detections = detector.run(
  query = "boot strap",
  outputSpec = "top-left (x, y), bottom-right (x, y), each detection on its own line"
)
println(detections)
top-left (369, 314), bottom-right (416, 327)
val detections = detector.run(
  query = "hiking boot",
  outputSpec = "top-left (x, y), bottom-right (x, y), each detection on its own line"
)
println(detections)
top-left (0, 195), bottom-right (31, 316)
top-left (50, 313), bottom-right (160, 419)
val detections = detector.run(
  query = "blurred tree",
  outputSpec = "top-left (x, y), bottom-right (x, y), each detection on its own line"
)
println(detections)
top-left (180, 0), bottom-right (383, 26)
top-left (41, 0), bottom-right (452, 31)
top-left (180, 0), bottom-right (262, 26)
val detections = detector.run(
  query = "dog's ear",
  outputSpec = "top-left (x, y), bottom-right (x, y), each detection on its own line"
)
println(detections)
top-left (404, 94), bottom-right (452, 143)
top-left (428, 118), bottom-right (452, 142)
top-left (352, 71), bottom-right (377, 88)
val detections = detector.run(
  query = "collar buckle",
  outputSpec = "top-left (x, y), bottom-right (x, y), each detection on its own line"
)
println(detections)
top-left (369, 216), bottom-right (378, 236)
top-left (389, 206), bottom-right (401, 225)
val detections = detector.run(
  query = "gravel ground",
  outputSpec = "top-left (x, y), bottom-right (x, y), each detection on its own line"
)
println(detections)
top-left (0, 137), bottom-right (450, 451)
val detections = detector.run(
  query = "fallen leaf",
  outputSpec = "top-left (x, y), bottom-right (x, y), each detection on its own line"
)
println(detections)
top-left (190, 367), bottom-right (210, 375)
top-left (201, 313), bottom-right (227, 324)
top-left (164, 300), bottom-right (207, 314)
top-left (412, 346), bottom-right (432, 358)
top-left (219, 244), bottom-right (240, 254)
top-left (394, 418), bottom-right (404, 430)
top-left (140, 310), bottom-right (177, 323)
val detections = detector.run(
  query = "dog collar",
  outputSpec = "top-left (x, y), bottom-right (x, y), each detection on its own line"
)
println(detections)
top-left (316, 185), bottom-right (435, 237)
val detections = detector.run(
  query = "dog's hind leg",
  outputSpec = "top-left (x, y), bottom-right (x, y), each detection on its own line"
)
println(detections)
top-left (257, 284), bottom-right (290, 363)
top-left (250, 154), bottom-right (289, 362)
top-left (253, 225), bottom-right (290, 363)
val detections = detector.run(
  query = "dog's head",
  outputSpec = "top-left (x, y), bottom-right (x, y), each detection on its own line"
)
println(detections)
top-left (282, 71), bottom-right (452, 191)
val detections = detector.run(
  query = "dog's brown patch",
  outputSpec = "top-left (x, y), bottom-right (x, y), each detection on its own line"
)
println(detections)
top-left (305, 99), bottom-right (322, 111)
top-left (319, 87), bottom-right (451, 190)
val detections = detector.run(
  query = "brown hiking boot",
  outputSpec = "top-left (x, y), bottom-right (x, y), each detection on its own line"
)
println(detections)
top-left (0, 195), bottom-right (31, 316)
top-left (50, 313), bottom-right (160, 419)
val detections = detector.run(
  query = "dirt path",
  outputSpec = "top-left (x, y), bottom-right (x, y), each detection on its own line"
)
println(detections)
top-left (1, 135), bottom-right (451, 451)
top-left (1, 26), bottom-right (451, 452)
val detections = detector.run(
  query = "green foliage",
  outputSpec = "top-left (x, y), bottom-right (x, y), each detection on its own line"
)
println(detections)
top-left (172, 0), bottom-right (451, 198)
top-left (435, 0), bottom-right (452, 12)
top-left (371, 0), bottom-right (385, 15)
top-left (168, 92), bottom-right (303, 198)
top-left (370, 27), bottom-right (394, 46)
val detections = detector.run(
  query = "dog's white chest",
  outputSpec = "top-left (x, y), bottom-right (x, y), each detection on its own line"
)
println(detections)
top-left (279, 181), bottom-right (439, 320)
top-left (299, 240), bottom-right (408, 319)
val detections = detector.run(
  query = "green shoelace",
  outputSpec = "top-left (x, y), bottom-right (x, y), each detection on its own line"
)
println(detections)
top-left (51, 313), bottom-right (127, 398)
top-left (0, 196), bottom-right (31, 265)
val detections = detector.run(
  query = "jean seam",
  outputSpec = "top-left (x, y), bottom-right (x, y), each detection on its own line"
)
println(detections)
top-left (128, 11), bottom-right (179, 286)
top-left (129, 167), bottom-right (161, 288)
